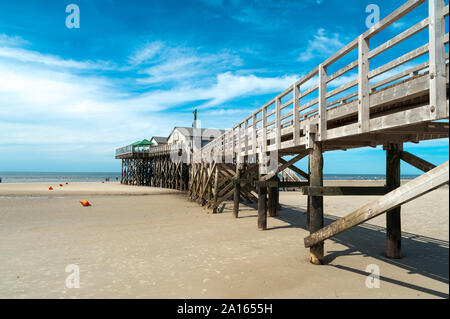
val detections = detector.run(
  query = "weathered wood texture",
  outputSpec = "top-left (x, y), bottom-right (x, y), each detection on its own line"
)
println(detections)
top-left (304, 161), bottom-right (449, 248)
top-left (309, 141), bottom-right (324, 265)
top-left (257, 184), bottom-right (268, 230)
top-left (300, 186), bottom-right (391, 196)
top-left (386, 144), bottom-right (402, 259)
top-left (400, 150), bottom-right (437, 172)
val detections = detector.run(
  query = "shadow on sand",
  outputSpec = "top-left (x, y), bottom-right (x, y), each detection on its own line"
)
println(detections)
top-left (221, 200), bottom-right (449, 298)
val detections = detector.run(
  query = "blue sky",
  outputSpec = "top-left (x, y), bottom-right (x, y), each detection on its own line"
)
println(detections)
top-left (0, 0), bottom-right (448, 174)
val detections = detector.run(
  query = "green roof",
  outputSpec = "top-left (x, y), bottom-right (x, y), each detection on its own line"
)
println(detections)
top-left (131, 140), bottom-right (142, 146)
top-left (132, 139), bottom-right (154, 146)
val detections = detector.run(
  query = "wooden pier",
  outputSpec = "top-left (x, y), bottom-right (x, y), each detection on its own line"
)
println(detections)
top-left (116, 0), bottom-right (449, 264)
top-left (116, 144), bottom-right (189, 190)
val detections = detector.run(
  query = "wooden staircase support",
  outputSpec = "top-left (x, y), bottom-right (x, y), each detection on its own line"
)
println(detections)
top-left (304, 161), bottom-right (449, 248)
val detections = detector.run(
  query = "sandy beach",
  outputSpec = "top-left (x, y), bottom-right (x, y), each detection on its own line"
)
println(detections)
top-left (0, 181), bottom-right (448, 299)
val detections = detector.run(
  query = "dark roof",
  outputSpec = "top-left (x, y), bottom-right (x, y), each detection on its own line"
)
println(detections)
top-left (169, 127), bottom-right (226, 139)
top-left (151, 136), bottom-right (168, 144)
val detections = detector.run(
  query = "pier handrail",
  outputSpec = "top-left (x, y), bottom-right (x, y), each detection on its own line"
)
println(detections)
top-left (115, 143), bottom-right (183, 157)
top-left (193, 0), bottom-right (449, 164)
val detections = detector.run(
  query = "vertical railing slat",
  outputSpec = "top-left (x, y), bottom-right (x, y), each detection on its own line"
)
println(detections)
top-left (244, 119), bottom-right (249, 158)
top-left (262, 107), bottom-right (267, 155)
top-left (293, 84), bottom-right (300, 145)
top-left (358, 35), bottom-right (370, 133)
top-left (252, 113), bottom-right (257, 159)
top-left (237, 124), bottom-right (241, 164)
top-left (318, 64), bottom-right (327, 141)
top-left (276, 98), bottom-right (281, 149)
top-left (429, 0), bottom-right (447, 119)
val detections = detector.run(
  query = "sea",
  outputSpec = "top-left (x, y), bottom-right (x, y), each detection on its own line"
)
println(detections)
top-left (0, 172), bottom-right (121, 183)
top-left (0, 172), bottom-right (420, 183)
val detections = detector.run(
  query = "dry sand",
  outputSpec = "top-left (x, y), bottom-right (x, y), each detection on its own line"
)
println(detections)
top-left (0, 182), bottom-right (448, 299)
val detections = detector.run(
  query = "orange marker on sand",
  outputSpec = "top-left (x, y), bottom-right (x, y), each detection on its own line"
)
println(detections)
top-left (80, 200), bottom-right (91, 207)
top-left (48, 186), bottom-right (53, 190)
top-left (59, 184), bottom-right (63, 187)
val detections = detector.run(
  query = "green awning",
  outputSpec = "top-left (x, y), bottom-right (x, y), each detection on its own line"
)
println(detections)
top-left (131, 140), bottom-right (142, 146)
top-left (132, 139), bottom-right (154, 147)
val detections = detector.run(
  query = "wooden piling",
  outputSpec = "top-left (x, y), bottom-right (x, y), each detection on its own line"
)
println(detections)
top-left (386, 143), bottom-right (402, 259)
top-left (258, 182), bottom-right (267, 230)
top-left (309, 141), bottom-right (324, 265)
top-left (233, 164), bottom-right (241, 218)
top-left (268, 177), bottom-right (278, 217)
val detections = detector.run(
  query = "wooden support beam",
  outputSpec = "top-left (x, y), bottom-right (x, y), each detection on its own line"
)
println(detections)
top-left (211, 186), bottom-right (235, 211)
top-left (256, 181), bottom-right (309, 188)
top-left (212, 165), bottom-right (219, 213)
top-left (304, 161), bottom-right (449, 248)
top-left (241, 185), bottom-right (259, 203)
top-left (257, 183), bottom-right (267, 230)
top-left (267, 177), bottom-right (279, 217)
top-left (300, 186), bottom-right (391, 196)
top-left (386, 143), bottom-right (402, 259)
top-left (233, 164), bottom-right (242, 218)
top-left (278, 158), bottom-right (309, 180)
top-left (261, 153), bottom-right (307, 181)
top-left (217, 179), bottom-right (234, 198)
top-left (400, 150), bottom-right (436, 173)
top-left (309, 141), bottom-right (324, 264)
top-left (199, 163), bottom-right (217, 201)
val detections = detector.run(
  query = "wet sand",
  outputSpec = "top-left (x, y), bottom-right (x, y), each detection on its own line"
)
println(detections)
top-left (0, 182), bottom-right (448, 298)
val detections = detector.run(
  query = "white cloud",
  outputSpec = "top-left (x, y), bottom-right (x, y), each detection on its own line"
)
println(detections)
top-left (298, 28), bottom-right (344, 62)
top-left (0, 38), bottom-right (115, 71)
top-left (202, 72), bottom-right (297, 107)
top-left (128, 41), bottom-right (164, 66)
top-left (0, 35), bottom-right (301, 155)
top-left (0, 34), bottom-right (29, 47)
top-left (130, 42), bottom-right (243, 85)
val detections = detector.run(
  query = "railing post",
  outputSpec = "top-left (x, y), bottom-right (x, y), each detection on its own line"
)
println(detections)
top-left (262, 107), bottom-right (268, 155)
top-left (232, 127), bottom-right (236, 164)
top-left (318, 64), bottom-right (327, 141)
top-left (252, 113), bottom-right (257, 160)
top-left (244, 119), bottom-right (249, 159)
top-left (358, 34), bottom-right (370, 133)
top-left (276, 98), bottom-right (282, 149)
top-left (293, 84), bottom-right (300, 145)
top-left (237, 124), bottom-right (241, 164)
top-left (225, 130), bottom-right (232, 164)
top-left (221, 135), bottom-right (225, 163)
top-left (429, 0), bottom-right (447, 119)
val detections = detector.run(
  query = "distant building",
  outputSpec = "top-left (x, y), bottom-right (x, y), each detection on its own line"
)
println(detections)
top-left (167, 127), bottom-right (225, 148)
top-left (150, 136), bottom-right (168, 146)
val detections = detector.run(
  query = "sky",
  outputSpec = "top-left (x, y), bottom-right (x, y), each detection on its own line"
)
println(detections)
top-left (0, 0), bottom-right (448, 174)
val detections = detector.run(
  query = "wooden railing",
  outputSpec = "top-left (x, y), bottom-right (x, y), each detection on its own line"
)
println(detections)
top-left (115, 143), bottom-right (182, 157)
top-left (193, 0), bottom-right (449, 164)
